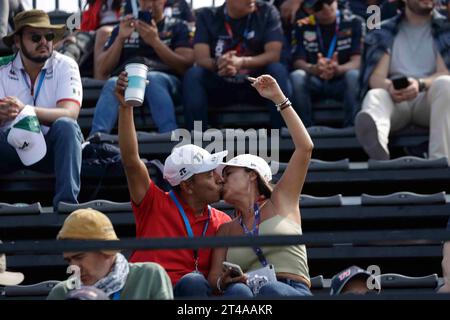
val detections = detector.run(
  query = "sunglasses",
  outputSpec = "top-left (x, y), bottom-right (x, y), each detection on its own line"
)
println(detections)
top-left (27, 33), bottom-right (55, 43)
top-left (306, 0), bottom-right (335, 12)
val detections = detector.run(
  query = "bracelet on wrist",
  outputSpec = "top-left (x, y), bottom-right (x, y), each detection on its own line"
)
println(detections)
top-left (275, 98), bottom-right (291, 112)
top-left (279, 100), bottom-right (292, 112)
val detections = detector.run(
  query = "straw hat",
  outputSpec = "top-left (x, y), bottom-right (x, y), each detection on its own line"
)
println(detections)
top-left (2, 9), bottom-right (66, 47)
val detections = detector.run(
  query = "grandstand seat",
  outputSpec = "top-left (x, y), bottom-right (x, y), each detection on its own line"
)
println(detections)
top-left (0, 203), bottom-right (42, 215)
top-left (368, 156), bottom-right (449, 170)
top-left (58, 200), bottom-right (132, 213)
top-left (310, 275), bottom-right (324, 289)
top-left (378, 273), bottom-right (439, 289)
top-left (299, 195), bottom-right (343, 207)
top-left (47, 10), bottom-right (72, 25)
top-left (1, 280), bottom-right (60, 298)
top-left (361, 192), bottom-right (446, 206)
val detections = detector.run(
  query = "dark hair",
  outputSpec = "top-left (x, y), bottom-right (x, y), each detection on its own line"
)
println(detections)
top-left (244, 168), bottom-right (273, 199)
top-left (172, 184), bottom-right (182, 193)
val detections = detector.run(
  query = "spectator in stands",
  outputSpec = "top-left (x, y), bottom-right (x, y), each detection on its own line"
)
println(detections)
top-left (57, 0), bottom-right (122, 79)
top-left (208, 75), bottom-right (314, 297)
top-left (290, 0), bottom-right (362, 128)
top-left (330, 265), bottom-right (381, 295)
top-left (47, 208), bottom-right (173, 300)
top-left (0, 0), bottom-right (24, 39)
top-left (114, 71), bottom-right (232, 297)
top-left (355, 0), bottom-right (450, 160)
top-left (182, 0), bottom-right (292, 130)
top-left (438, 218), bottom-right (450, 293)
top-left (123, 0), bottom-right (195, 22)
top-left (88, 0), bottom-right (194, 138)
top-left (0, 10), bottom-right (83, 210)
top-left (0, 240), bottom-right (25, 286)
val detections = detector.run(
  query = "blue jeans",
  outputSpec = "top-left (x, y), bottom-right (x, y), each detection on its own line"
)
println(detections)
top-left (0, 117), bottom-right (82, 210)
top-left (89, 71), bottom-right (179, 136)
top-left (290, 69), bottom-right (360, 127)
top-left (182, 63), bottom-right (293, 130)
top-left (173, 272), bottom-right (212, 298)
top-left (223, 279), bottom-right (312, 298)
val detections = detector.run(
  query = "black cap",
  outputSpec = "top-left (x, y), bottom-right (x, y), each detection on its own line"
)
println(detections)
top-left (66, 286), bottom-right (110, 300)
top-left (330, 266), bottom-right (380, 295)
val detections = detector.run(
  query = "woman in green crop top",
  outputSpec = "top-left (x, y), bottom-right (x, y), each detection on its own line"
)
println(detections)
top-left (207, 74), bottom-right (314, 297)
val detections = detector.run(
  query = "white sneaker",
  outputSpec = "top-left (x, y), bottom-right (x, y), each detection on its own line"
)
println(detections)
top-left (355, 112), bottom-right (390, 160)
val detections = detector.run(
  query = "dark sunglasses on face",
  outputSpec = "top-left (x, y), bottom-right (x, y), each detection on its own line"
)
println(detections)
top-left (307, 0), bottom-right (335, 12)
top-left (28, 33), bottom-right (55, 43)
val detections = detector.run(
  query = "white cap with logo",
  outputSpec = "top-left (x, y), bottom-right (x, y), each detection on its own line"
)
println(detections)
top-left (217, 154), bottom-right (272, 182)
top-left (163, 144), bottom-right (228, 186)
top-left (0, 240), bottom-right (25, 286)
top-left (7, 105), bottom-right (47, 166)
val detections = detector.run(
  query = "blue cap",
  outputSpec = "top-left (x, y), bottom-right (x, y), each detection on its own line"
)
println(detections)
top-left (330, 266), bottom-right (380, 295)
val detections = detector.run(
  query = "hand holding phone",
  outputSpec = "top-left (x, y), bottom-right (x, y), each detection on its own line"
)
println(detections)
top-left (222, 261), bottom-right (244, 278)
top-left (138, 10), bottom-right (152, 24)
top-left (391, 76), bottom-right (410, 90)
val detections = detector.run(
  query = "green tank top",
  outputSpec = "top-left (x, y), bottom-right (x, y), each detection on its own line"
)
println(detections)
top-left (226, 214), bottom-right (310, 283)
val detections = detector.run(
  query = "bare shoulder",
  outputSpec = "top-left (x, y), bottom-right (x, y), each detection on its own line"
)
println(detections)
top-left (216, 218), bottom-right (239, 236)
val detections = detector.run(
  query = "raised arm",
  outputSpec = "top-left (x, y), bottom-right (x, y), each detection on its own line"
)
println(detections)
top-left (116, 72), bottom-right (151, 205)
top-left (250, 75), bottom-right (314, 224)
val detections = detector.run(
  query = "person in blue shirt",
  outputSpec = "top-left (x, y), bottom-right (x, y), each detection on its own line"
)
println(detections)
top-left (182, 0), bottom-right (292, 130)
top-left (88, 0), bottom-right (194, 138)
top-left (290, 0), bottom-right (362, 127)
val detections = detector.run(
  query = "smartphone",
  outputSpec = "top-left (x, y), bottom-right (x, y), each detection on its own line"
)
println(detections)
top-left (391, 76), bottom-right (410, 90)
top-left (138, 10), bottom-right (152, 24)
top-left (222, 261), bottom-right (244, 277)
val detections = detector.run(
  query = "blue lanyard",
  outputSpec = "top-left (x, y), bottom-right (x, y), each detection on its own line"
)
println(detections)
top-left (169, 190), bottom-right (211, 270)
top-left (21, 69), bottom-right (46, 105)
top-left (239, 203), bottom-right (268, 267)
top-left (315, 10), bottom-right (340, 59)
top-left (111, 289), bottom-right (122, 300)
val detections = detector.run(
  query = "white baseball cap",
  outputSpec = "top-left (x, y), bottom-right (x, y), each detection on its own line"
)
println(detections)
top-left (217, 154), bottom-right (272, 182)
top-left (0, 241), bottom-right (25, 286)
top-left (163, 144), bottom-right (228, 186)
top-left (7, 105), bottom-right (47, 166)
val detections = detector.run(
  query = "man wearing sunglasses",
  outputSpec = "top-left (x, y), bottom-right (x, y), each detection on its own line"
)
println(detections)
top-left (0, 10), bottom-right (83, 211)
top-left (290, 0), bottom-right (362, 128)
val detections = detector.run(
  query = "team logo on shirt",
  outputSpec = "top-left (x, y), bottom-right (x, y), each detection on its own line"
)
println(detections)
top-left (304, 31), bottom-right (317, 42)
top-left (8, 69), bottom-right (19, 81)
top-left (338, 29), bottom-right (352, 37)
top-left (72, 87), bottom-right (81, 96)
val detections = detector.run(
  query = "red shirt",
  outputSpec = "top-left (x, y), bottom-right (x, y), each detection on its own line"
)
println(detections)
top-left (130, 182), bottom-right (231, 285)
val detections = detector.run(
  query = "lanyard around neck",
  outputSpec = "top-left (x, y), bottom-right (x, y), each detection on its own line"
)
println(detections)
top-left (20, 69), bottom-right (46, 105)
top-left (111, 289), bottom-right (122, 300)
top-left (315, 10), bottom-right (340, 59)
top-left (169, 190), bottom-right (211, 269)
top-left (239, 203), bottom-right (268, 267)
top-left (223, 6), bottom-right (253, 53)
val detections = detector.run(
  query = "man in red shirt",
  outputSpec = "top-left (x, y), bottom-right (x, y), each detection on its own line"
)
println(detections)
top-left (115, 71), bottom-right (231, 297)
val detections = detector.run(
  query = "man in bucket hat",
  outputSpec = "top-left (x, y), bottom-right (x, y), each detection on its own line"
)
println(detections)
top-left (0, 240), bottom-right (25, 286)
top-left (47, 208), bottom-right (173, 300)
top-left (0, 10), bottom-right (84, 211)
top-left (114, 71), bottom-right (231, 297)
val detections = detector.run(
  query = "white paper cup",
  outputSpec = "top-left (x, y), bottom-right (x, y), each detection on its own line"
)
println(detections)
top-left (125, 63), bottom-right (149, 107)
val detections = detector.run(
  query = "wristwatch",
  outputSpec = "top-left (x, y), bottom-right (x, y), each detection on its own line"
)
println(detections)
top-left (416, 78), bottom-right (426, 92)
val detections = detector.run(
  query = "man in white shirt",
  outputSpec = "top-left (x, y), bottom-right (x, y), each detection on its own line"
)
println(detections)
top-left (0, 10), bottom-right (83, 210)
